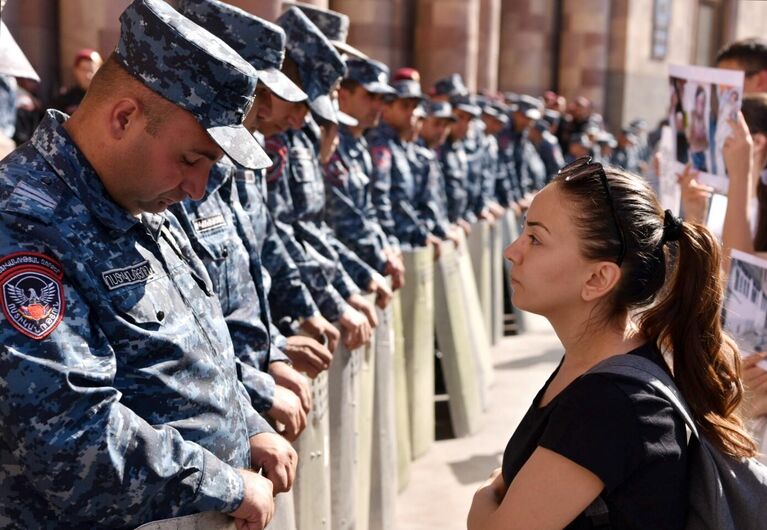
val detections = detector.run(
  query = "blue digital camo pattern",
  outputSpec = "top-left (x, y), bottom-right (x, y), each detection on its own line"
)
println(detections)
top-left (289, 2), bottom-right (351, 43)
top-left (367, 122), bottom-right (434, 248)
top-left (233, 166), bottom-right (320, 331)
top-left (323, 126), bottom-right (389, 274)
top-left (0, 111), bottom-right (274, 528)
top-left (178, 0), bottom-right (285, 70)
top-left (407, 142), bottom-right (451, 239)
top-left (506, 128), bottom-right (546, 194)
top-left (115, 0), bottom-right (257, 129)
top-left (277, 8), bottom-right (345, 105)
top-left (0, 74), bottom-right (17, 138)
top-left (263, 131), bottom-right (349, 322)
top-left (461, 122), bottom-right (487, 221)
top-left (497, 125), bottom-right (524, 202)
top-left (170, 157), bottom-right (289, 413)
top-left (438, 135), bottom-right (470, 223)
top-left (535, 130), bottom-right (566, 183)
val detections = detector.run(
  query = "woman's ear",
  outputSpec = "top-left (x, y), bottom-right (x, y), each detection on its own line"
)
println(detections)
top-left (752, 132), bottom-right (767, 158)
top-left (108, 97), bottom-right (141, 140)
top-left (581, 262), bottom-right (622, 302)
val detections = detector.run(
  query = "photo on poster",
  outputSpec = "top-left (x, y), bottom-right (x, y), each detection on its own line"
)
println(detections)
top-left (657, 124), bottom-right (681, 215)
top-left (668, 64), bottom-right (744, 195)
top-left (723, 250), bottom-right (767, 369)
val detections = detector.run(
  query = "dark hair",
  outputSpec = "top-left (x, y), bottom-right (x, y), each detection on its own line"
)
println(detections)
top-left (742, 93), bottom-right (767, 136)
top-left (339, 78), bottom-right (361, 92)
top-left (555, 166), bottom-right (757, 458)
top-left (716, 37), bottom-right (767, 73)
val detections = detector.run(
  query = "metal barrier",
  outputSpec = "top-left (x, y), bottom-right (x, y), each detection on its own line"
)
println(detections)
top-left (292, 370), bottom-right (330, 530)
top-left (458, 231), bottom-right (493, 409)
top-left (328, 334), bottom-right (363, 530)
top-left (467, 221), bottom-right (492, 343)
top-left (267, 491), bottom-right (296, 530)
top-left (369, 297), bottom-right (398, 530)
top-left (433, 241), bottom-right (482, 437)
top-left (391, 290), bottom-right (412, 491)
top-left (401, 246), bottom-right (435, 457)
top-left (501, 211), bottom-right (526, 333)
top-left (135, 513), bottom-right (236, 530)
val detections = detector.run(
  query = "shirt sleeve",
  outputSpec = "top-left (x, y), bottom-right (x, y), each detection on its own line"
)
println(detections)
top-left (0, 270), bottom-right (246, 525)
top-left (537, 375), bottom-right (644, 493)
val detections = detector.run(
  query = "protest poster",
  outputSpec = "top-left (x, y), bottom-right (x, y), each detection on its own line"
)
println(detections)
top-left (723, 249), bottom-right (767, 369)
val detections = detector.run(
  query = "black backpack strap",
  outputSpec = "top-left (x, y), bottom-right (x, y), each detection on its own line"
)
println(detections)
top-left (586, 354), bottom-right (700, 439)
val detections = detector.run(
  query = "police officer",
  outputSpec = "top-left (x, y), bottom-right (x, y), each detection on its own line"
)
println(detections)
top-left (528, 118), bottom-right (565, 181)
top-left (477, 97), bottom-right (514, 217)
top-left (0, 1), bottom-right (295, 528)
top-left (325, 55), bottom-right (404, 295)
top-left (432, 73), bottom-right (473, 234)
top-left (367, 65), bottom-right (441, 253)
top-left (509, 94), bottom-right (547, 195)
top-left (267, 7), bottom-right (377, 348)
top-left (175, 0), bottom-right (321, 441)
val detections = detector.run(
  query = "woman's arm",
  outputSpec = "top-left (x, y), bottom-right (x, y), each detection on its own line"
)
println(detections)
top-left (467, 447), bottom-right (604, 530)
top-left (722, 112), bottom-right (756, 262)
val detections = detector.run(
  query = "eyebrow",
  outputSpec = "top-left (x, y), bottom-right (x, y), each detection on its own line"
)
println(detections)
top-left (192, 148), bottom-right (220, 162)
top-left (526, 220), bottom-right (551, 234)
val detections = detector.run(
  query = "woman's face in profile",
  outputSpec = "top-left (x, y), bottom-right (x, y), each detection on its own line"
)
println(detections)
top-left (503, 184), bottom-right (591, 317)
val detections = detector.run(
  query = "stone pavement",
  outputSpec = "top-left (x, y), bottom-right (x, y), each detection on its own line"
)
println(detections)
top-left (394, 314), bottom-right (562, 530)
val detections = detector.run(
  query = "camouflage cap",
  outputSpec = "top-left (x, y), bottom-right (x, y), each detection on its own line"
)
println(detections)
top-left (277, 7), bottom-right (345, 124)
top-left (514, 94), bottom-right (542, 120)
top-left (178, 0), bottom-right (306, 103)
top-left (425, 100), bottom-right (457, 121)
top-left (391, 79), bottom-right (424, 100)
top-left (115, 0), bottom-right (270, 169)
top-left (478, 97), bottom-right (509, 124)
top-left (450, 94), bottom-right (481, 117)
top-left (283, 1), bottom-right (367, 59)
top-left (412, 102), bottom-right (426, 119)
top-left (333, 97), bottom-right (359, 127)
top-left (345, 57), bottom-right (396, 95)
top-left (432, 73), bottom-right (468, 98)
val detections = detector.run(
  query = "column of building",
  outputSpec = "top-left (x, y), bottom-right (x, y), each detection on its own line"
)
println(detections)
top-left (412, 0), bottom-right (480, 92)
top-left (476, 0), bottom-right (500, 92)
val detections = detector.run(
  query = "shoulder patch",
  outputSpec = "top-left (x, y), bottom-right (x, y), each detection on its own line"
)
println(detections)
top-left (0, 252), bottom-right (65, 340)
top-left (370, 146), bottom-right (392, 171)
top-left (323, 154), bottom-right (346, 187)
top-left (265, 137), bottom-right (289, 185)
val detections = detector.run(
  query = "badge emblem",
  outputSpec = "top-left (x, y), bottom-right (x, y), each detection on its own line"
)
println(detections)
top-left (0, 252), bottom-right (65, 340)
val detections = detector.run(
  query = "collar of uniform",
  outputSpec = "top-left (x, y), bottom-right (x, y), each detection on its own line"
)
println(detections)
top-left (31, 110), bottom-right (140, 233)
top-left (206, 155), bottom-right (236, 198)
top-left (140, 211), bottom-right (167, 239)
top-left (376, 122), bottom-right (400, 145)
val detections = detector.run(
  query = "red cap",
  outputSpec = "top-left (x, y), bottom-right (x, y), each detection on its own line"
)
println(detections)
top-left (74, 48), bottom-right (103, 66)
top-left (393, 67), bottom-right (420, 82)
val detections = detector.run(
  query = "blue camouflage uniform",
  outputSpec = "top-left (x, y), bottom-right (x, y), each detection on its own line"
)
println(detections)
top-left (0, 1), bottom-right (275, 526)
top-left (322, 57), bottom-right (395, 273)
top-left (367, 75), bottom-right (434, 249)
top-left (511, 96), bottom-right (547, 194)
top-left (176, 0), bottom-right (321, 332)
top-left (452, 95), bottom-right (486, 221)
top-left (408, 140), bottom-right (451, 239)
top-left (266, 8), bottom-right (375, 322)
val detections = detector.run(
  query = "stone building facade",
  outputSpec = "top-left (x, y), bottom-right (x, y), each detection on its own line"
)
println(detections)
top-left (5, 0), bottom-right (767, 130)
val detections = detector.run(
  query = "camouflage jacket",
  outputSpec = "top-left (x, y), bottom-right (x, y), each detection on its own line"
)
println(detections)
top-left (0, 111), bottom-right (269, 528)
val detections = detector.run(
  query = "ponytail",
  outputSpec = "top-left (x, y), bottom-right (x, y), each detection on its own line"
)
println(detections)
top-left (639, 221), bottom-right (756, 458)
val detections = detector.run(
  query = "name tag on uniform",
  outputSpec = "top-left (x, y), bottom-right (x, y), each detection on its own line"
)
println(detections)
top-left (192, 214), bottom-right (226, 233)
top-left (102, 261), bottom-right (155, 291)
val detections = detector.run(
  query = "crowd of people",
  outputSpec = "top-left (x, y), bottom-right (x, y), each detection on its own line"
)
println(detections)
top-left (0, 0), bottom-right (766, 528)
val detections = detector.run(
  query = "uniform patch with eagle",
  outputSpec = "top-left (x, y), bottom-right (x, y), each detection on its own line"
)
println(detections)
top-left (0, 252), bottom-right (65, 340)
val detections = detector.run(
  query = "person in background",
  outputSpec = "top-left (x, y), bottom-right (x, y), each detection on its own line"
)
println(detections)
top-left (53, 48), bottom-right (103, 115)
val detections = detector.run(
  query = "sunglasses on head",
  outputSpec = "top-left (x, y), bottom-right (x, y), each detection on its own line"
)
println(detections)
top-left (557, 156), bottom-right (626, 266)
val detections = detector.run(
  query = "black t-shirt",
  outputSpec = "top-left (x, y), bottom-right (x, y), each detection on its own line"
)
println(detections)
top-left (502, 343), bottom-right (689, 529)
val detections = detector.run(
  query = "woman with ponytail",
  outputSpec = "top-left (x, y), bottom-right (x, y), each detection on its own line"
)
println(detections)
top-left (468, 158), bottom-right (756, 530)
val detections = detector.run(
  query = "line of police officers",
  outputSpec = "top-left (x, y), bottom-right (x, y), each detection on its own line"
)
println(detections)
top-left (0, 0), bottom-right (554, 528)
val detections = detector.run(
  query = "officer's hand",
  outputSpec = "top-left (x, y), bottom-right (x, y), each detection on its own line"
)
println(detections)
top-left (299, 314), bottom-right (340, 353)
top-left (457, 218), bottom-right (472, 236)
top-left (283, 335), bottom-right (333, 378)
top-left (347, 293), bottom-right (378, 328)
top-left (248, 432), bottom-right (298, 494)
top-left (509, 201), bottom-right (523, 217)
top-left (368, 276), bottom-right (392, 309)
top-left (447, 226), bottom-right (462, 248)
top-left (479, 209), bottom-right (496, 226)
top-left (231, 469), bottom-right (274, 530)
top-left (267, 386), bottom-right (307, 441)
top-left (338, 307), bottom-right (372, 350)
top-left (269, 361), bottom-right (312, 414)
top-left (488, 201), bottom-right (505, 219)
top-left (426, 234), bottom-right (442, 261)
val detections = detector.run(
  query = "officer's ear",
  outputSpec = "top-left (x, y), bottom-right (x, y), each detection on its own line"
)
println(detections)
top-left (108, 97), bottom-right (142, 140)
